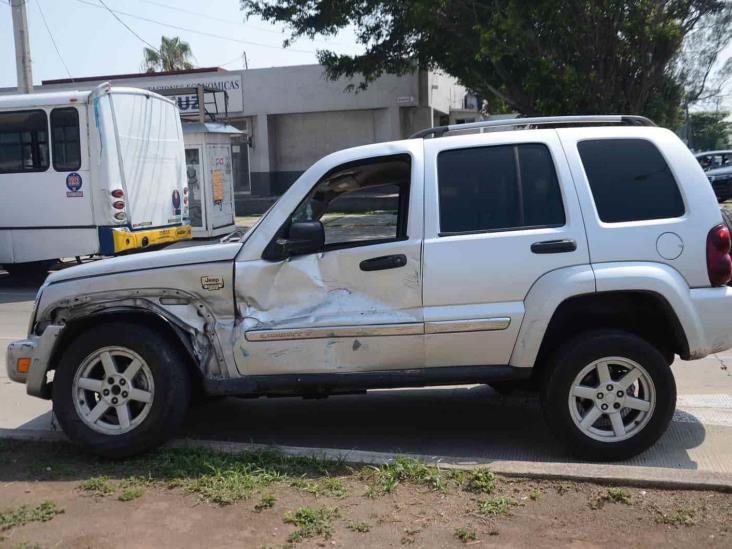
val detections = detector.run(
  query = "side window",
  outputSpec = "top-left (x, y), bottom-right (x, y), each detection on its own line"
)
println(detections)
top-left (51, 108), bottom-right (81, 171)
top-left (291, 154), bottom-right (411, 248)
top-left (437, 144), bottom-right (565, 234)
top-left (0, 110), bottom-right (49, 174)
top-left (578, 139), bottom-right (684, 223)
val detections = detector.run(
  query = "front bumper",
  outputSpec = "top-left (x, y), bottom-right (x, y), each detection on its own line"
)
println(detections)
top-left (6, 325), bottom-right (64, 398)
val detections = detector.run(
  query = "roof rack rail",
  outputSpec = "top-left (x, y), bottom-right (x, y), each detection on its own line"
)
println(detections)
top-left (409, 115), bottom-right (656, 139)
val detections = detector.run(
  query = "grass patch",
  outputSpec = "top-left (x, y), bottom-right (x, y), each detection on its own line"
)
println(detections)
top-left (478, 496), bottom-right (516, 516)
top-left (530, 489), bottom-right (541, 501)
top-left (347, 521), bottom-right (371, 533)
top-left (118, 488), bottom-right (144, 502)
top-left (128, 447), bottom-right (345, 505)
top-left (655, 507), bottom-right (697, 527)
top-left (290, 476), bottom-right (348, 498)
top-left (591, 488), bottom-right (631, 509)
top-left (454, 527), bottom-right (477, 543)
top-left (79, 476), bottom-right (114, 497)
top-left (254, 494), bottom-right (276, 512)
top-left (283, 506), bottom-right (339, 543)
top-left (0, 502), bottom-right (64, 531)
top-left (453, 468), bottom-right (497, 494)
top-left (361, 457), bottom-right (442, 497)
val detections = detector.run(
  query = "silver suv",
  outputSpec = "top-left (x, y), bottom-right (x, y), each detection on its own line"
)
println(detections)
top-left (8, 116), bottom-right (732, 461)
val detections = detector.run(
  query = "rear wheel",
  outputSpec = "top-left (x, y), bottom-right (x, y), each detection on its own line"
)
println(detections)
top-left (541, 330), bottom-right (675, 461)
top-left (52, 323), bottom-right (191, 458)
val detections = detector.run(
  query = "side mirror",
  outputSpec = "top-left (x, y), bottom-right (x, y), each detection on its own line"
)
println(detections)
top-left (280, 221), bottom-right (325, 257)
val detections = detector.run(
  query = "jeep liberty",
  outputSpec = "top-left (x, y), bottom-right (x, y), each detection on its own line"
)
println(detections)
top-left (8, 115), bottom-right (732, 461)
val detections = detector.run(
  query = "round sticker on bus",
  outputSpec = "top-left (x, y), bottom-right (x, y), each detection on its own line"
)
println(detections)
top-left (66, 172), bottom-right (83, 192)
top-left (172, 189), bottom-right (181, 215)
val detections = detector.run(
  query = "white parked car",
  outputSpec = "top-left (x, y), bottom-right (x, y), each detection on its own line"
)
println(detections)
top-left (7, 116), bottom-right (732, 460)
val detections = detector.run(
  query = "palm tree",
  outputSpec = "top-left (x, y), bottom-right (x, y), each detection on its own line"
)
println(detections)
top-left (143, 36), bottom-right (195, 73)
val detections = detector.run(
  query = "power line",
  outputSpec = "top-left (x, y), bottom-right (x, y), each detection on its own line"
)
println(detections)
top-left (73, 0), bottom-right (320, 55)
top-left (34, 0), bottom-right (73, 79)
top-left (95, 0), bottom-right (159, 52)
top-left (129, 0), bottom-right (356, 48)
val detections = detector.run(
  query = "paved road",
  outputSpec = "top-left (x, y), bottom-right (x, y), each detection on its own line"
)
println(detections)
top-left (2, 270), bottom-right (731, 481)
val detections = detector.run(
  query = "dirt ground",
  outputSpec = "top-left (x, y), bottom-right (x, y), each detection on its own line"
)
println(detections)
top-left (0, 440), bottom-right (730, 549)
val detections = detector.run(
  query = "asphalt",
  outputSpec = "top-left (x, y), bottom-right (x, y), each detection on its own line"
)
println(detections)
top-left (2, 270), bottom-right (732, 489)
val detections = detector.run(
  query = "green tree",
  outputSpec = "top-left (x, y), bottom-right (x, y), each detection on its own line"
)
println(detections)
top-left (143, 36), bottom-right (195, 73)
top-left (686, 111), bottom-right (731, 150)
top-left (242, 0), bottom-right (731, 127)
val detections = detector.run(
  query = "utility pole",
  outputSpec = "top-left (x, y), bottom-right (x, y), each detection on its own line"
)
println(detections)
top-left (11, 0), bottom-right (34, 93)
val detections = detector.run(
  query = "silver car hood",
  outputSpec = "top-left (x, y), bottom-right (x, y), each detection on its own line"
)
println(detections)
top-left (46, 243), bottom-right (242, 284)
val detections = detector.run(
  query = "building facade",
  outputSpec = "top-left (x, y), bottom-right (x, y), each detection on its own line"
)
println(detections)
top-left (3, 65), bottom-right (480, 212)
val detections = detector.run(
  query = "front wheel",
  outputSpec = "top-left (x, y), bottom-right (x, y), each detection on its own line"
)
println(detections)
top-left (541, 330), bottom-right (676, 461)
top-left (52, 323), bottom-right (191, 458)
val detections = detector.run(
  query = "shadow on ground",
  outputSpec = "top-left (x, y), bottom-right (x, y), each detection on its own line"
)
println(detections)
top-left (182, 384), bottom-right (706, 470)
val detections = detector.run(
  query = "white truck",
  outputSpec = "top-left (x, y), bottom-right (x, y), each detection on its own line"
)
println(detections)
top-left (7, 115), bottom-right (732, 461)
top-left (0, 83), bottom-right (191, 276)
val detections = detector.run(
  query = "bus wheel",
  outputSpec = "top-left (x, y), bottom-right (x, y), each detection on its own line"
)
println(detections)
top-left (3, 260), bottom-right (57, 279)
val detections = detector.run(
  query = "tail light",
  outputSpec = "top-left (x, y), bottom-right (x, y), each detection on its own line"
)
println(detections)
top-left (706, 223), bottom-right (732, 286)
top-left (111, 189), bottom-right (124, 198)
top-left (114, 212), bottom-right (126, 221)
top-left (112, 201), bottom-right (125, 210)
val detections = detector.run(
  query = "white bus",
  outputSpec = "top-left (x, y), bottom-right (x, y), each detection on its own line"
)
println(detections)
top-left (0, 83), bottom-right (191, 276)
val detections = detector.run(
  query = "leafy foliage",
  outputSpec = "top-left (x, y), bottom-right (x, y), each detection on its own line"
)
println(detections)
top-left (686, 110), bottom-right (731, 149)
top-left (143, 36), bottom-right (195, 72)
top-left (242, 0), bottom-right (731, 126)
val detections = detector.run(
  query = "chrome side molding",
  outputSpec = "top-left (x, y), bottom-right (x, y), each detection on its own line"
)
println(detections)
top-left (245, 318), bottom-right (511, 342)
top-left (425, 318), bottom-right (511, 334)
top-left (245, 322), bottom-right (424, 342)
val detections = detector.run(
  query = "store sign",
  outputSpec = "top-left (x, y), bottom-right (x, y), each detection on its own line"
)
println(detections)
top-left (143, 73), bottom-right (243, 113)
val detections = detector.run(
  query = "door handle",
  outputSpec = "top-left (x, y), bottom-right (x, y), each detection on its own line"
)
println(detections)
top-left (360, 254), bottom-right (408, 272)
top-left (531, 239), bottom-right (577, 254)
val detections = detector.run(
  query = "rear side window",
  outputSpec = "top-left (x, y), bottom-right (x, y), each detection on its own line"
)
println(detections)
top-left (51, 108), bottom-right (81, 171)
top-left (437, 144), bottom-right (565, 234)
top-left (0, 110), bottom-right (49, 174)
top-left (578, 139), bottom-right (684, 223)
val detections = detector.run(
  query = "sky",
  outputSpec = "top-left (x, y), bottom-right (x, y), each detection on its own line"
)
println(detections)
top-left (0, 0), bottom-right (363, 87)
top-left (0, 0), bottom-right (729, 111)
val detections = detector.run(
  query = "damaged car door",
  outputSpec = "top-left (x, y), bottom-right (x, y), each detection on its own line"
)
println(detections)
top-left (233, 145), bottom-right (425, 375)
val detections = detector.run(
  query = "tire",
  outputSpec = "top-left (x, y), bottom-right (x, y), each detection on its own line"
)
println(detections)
top-left (540, 330), bottom-right (676, 461)
top-left (52, 322), bottom-right (191, 458)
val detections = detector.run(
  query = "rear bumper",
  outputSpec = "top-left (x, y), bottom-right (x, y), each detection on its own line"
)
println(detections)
top-left (99, 225), bottom-right (192, 255)
top-left (6, 325), bottom-right (64, 398)
top-left (689, 286), bottom-right (732, 357)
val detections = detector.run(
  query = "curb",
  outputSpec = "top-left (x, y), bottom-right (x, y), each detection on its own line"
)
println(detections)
top-left (1, 428), bottom-right (730, 492)
top-left (171, 438), bottom-right (732, 493)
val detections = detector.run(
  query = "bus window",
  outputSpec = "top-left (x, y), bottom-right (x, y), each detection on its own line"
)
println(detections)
top-left (0, 110), bottom-right (49, 174)
top-left (51, 108), bottom-right (81, 171)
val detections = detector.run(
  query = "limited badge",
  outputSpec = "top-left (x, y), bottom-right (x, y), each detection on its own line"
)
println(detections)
top-left (201, 275), bottom-right (224, 291)
top-left (66, 172), bottom-right (83, 197)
